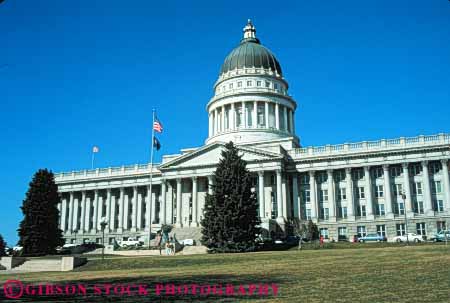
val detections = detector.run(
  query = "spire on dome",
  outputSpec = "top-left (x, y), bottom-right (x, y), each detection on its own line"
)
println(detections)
top-left (243, 19), bottom-right (256, 39)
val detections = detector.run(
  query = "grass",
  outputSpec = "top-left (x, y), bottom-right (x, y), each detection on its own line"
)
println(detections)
top-left (1, 244), bottom-right (450, 302)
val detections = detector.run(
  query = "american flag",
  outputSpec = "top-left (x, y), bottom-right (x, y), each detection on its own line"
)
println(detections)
top-left (92, 146), bottom-right (99, 153)
top-left (153, 118), bottom-right (163, 133)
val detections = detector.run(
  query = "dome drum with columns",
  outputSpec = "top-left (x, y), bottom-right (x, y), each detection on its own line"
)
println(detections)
top-left (206, 20), bottom-right (299, 146)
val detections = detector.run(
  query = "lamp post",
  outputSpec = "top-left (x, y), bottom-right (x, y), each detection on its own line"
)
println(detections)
top-left (100, 217), bottom-right (108, 261)
top-left (401, 192), bottom-right (409, 245)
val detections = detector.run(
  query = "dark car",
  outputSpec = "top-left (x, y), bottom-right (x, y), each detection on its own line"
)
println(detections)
top-left (358, 233), bottom-right (387, 243)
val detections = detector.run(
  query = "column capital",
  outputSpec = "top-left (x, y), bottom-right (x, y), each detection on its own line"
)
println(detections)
top-left (309, 170), bottom-right (315, 177)
top-left (327, 169), bottom-right (333, 175)
top-left (120, 187), bottom-right (125, 193)
top-left (421, 160), bottom-right (429, 166)
top-left (402, 162), bottom-right (410, 169)
top-left (364, 166), bottom-right (371, 172)
top-left (192, 176), bottom-right (198, 181)
top-left (176, 178), bottom-right (182, 184)
top-left (441, 159), bottom-right (448, 166)
top-left (345, 167), bottom-right (352, 174)
top-left (133, 185), bottom-right (138, 191)
top-left (81, 190), bottom-right (86, 197)
top-left (275, 169), bottom-right (282, 175)
top-left (257, 171), bottom-right (265, 177)
top-left (382, 164), bottom-right (389, 171)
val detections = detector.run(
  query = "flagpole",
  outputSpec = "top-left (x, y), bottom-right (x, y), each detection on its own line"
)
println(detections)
top-left (148, 109), bottom-right (155, 249)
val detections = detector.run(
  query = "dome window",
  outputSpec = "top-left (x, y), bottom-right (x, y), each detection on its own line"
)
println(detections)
top-left (238, 81), bottom-right (242, 88)
top-left (247, 80), bottom-right (252, 87)
top-left (256, 80), bottom-right (261, 87)
top-left (265, 81), bottom-right (270, 88)
top-left (274, 83), bottom-right (278, 90)
top-left (229, 83), bottom-right (233, 89)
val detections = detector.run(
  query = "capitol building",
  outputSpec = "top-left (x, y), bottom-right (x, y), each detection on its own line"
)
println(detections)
top-left (55, 21), bottom-right (450, 244)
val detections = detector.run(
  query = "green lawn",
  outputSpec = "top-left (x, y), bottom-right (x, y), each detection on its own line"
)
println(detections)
top-left (1, 244), bottom-right (450, 302)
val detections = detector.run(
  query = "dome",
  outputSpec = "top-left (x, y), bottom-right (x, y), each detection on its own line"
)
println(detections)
top-left (219, 20), bottom-right (283, 76)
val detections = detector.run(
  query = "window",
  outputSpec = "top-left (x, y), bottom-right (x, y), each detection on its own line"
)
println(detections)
top-left (415, 201), bottom-right (424, 214)
top-left (338, 188), bottom-right (347, 200)
top-left (341, 206), bottom-right (348, 219)
top-left (390, 166), bottom-right (402, 177)
top-left (302, 189), bottom-right (311, 203)
top-left (335, 170), bottom-right (345, 182)
top-left (416, 223), bottom-right (426, 236)
top-left (229, 83), bottom-right (233, 89)
top-left (377, 204), bottom-right (385, 216)
top-left (430, 162), bottom-right (442, 174)
top-left (320, 189), bottom-right (328, 202)
top-left (265, 81), bottom-right (270, 88)
top-left (320, 228), bottom-right (329, 239)
top-left (338, 227), bottom-right (347, 239)
top-left (360, 205), bottom-right (366, 217)
top-left (256, 80), bottom-right (261, 87)
top-left (300, 174), bottom-right (309, 184)
top-left (274, 83), bottom-right (278, 90)
top-left (396, 223), bottom-right (406, 236)
top-left (413, 182), bottom-right (422, 195)
top-left (373, 167), bottom-right (383, 178)
top-left (247, 80), bottom-right (252, 87)
top-left (353, 169), bottom-right (364, 180)
top-left (437, 221), bottom-right (446, 232)
top-left (237, 81), bottom-right (242, 88)
top-left (321, 208), bottom-right (329, 220)
top-left (357, 187), bottom-right (365, 199)
top-left (257, 105), bottom-right (265, 126)
top-left (306, 209), bottom-right (311, 220)
top-left (397, 201), bottom-right (405, 215)
top-left (317, 173), bottom-right (327, 183)
top-left (357, 226), bottom-right (367, 238)
top-left (393, 184), bottom-right (403, 196)
top-left (410, 164), bottom-right (422, 176)
top-left (375, 185), bottom-right (384, 198)
top-left (437, 200), bottom-right (444, 212)
top-left (271, 192), bottom-right (277, 219)
top-left (376, 225), bottom-right (386, 237)
top-left (270, 174), bottom-right (275, 185)
top-left (432, 181), bottom-right (442, 194)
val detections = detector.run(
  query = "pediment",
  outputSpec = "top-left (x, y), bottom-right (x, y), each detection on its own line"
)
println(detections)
top-left (159, 142), bottom-right (283, 170)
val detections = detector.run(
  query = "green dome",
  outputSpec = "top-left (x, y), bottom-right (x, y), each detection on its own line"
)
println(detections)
top-left (220, 21), bottom-right (282, 76)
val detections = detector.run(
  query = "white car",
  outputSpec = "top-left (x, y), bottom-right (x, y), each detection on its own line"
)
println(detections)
top-left (392, 233), bottom-right (424, 243)
top-left (180, 239), bottom-right (195, 246)
top-left (119, 238), bottom-right (143, 247)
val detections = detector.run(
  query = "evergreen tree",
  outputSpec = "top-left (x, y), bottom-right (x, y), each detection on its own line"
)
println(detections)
top-left (18, 169), bottom-right (64, 256)
top-left (306, 220), bottom-right (320, 241)
top-left (201, 142), bottom-right (260, 253)
top-left (0, 234), bottom-right (6, 257)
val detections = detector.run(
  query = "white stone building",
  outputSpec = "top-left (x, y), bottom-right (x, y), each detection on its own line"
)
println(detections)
top-left (55, 21), bottom-right (450, 244)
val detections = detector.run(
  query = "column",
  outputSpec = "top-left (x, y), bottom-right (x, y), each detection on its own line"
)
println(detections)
top-left (168, 182), bottom-right (174, 224)
top-left (258, 171), bottom-right (266, 219)
top-left (364, 166), bottom-right (375, 220)
top-left (137, 190), bottom-right (143, 229)
top-left (309, 171), bottom-right (318, 222)
top-left (192, 177), bottom-right (198, 226)
top-left (161, 180), bottom-right (167, 224)
top-left (402, 163), bottom-right (413, 217)
top-left (422, 161), bottom-right (433, 215)
top-left (80, 191), bottom-right (86, 234)
top-left (230, 103), bottom-right (235, 130)
top-left (107, 189), bottom-right (113, 231)
top-left (145, 185), bottom-right (151, 229)
top-left (72, 193), bottom-right (79, 232)
top-left (221, 105), bottom-right (225, 131)
top-left (327, 170), bottom-right (336, 221)
top-left (208, 113), bottom-right (212, 137)
top-left (123, 190), bottom-right (130, 230)
top-left (242, 101), bottom-right (247, 128)
top-left (151, 187), bottom-right (157, 224)
top-left (68, 192), bottom-right (74, 233)
top-left (61, 195), bottom-right (67, 232)
top-left (208, 175), bottom-right (214, 195)
top-left (283, 106), bottom-right (288, 132)
top-left (84, 193), bottom-right (91, 232)
top-left (276, 170), bottom-right (283, 220)
top-left (275, 103), bottom-right (280, 130)
top-left (441, 159), bottom-right (450, 212)
top-left (131, 186), bottom-right (138, 231)
top-left (282, 174), bottom-right (288, 218)
top-left (92, 190), bottom-right (99, 232)
top-left (345, 168), bottom-right (355, 221)
top-left (383, 165), bottom-right (394, 218)
top-left (291, 110), bottom-right (295, 135)
top-left (292, 173), bottom-right (300, 218)
top-left (105, 188), bottom-right (111, 232)
top-left (253, 101), bottom-right (258, 128)
top-left (214, 108), bottom-right (218, 134)
top-left (176, 178), bottom-right (182, 227)
top-left (118, 187), bottom-right (124, 231)
top-left (265, 102), bottom-right (269, 128)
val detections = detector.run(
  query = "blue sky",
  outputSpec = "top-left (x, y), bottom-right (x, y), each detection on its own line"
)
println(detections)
top-left (1, 1), bottom-right (449, 245)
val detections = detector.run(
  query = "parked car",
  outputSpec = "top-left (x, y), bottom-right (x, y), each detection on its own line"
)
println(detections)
top-left (119, 238), bottom-right (144, 248)
top-left (430, 230), bottom-right (450, 242)
top-left (180, 239), bottom-right (195, 246)
top-left (392, 233), bottom-right (424, 243)
top-left (358, 233), bottom-right (387, 243)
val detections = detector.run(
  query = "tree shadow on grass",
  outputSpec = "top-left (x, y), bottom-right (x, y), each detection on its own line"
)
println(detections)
top-left (2, 273), bottom-right (286, 302)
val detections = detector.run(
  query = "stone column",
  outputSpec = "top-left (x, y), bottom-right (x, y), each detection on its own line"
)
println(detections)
top-left (291, 110), bottom-right (295, 135)
top-left (137, 190), bottom-right (142, 229)
top-left (208, 175), bottom-right (214, 195)
top-left (84, 193), bottom-right (91, 232)
top-left (151, 187), bottom-right (157, 224)
top-left (80, 191), bottom-right (86, 234)
top-left (107, 189), bottom-right (113, 231)
top-left (60, 195), bottom-right (67, 232)
top-left (345, 168), bottom-right (355, 221)
top-left (92, 190), bottom-right (98, 232)
top-left (253, 101), bottom-right (258, 128)
top-left (68, 192), bottom-right (74, 233)
top-left (145, 185), bottom-right (151, 229)
top-left (192, 177), bottom-right (198, 226)
top-left (242, 101), bottom-right (247, 128)
top-left (176, 178), bottom-right (182, 227)
top-left (275, 103), bottom-right (280, 130)
top-left (161, 180), bottom-right (167, 224)
top-left (402, 163), bottom-right (413, 217)
top-left (123, 190), bottom-right (130, 230)
top-left (327, 170), bottom-right (336, 222)
top-left (214, 108), bottom-right (218, 134)
top-left (309, 171), bottom-right (318, 222)
top-left (283, 106), bottom-right (288, 132)
top-left (208, 113), bottom-right (212, 137)
top-left (441, 159), bottom-right (450, 212)
top-left (221, 105), bottom-right (226, 131)
top-left (118, 187), bottom-right (124, 232)
top-left (230, 103), bottom-right (235, 130)
top-left (292, 173), bottom-right (300, 218)
top-left (422, 161), bottom-right (433, 215)
top-left (258, 171), bottom-right (266, 219)
top-left (282, 174), bottom-right (288, 218)
top-left (364, 166), bottom-right (375, 220)
top-left (131, 186), bottom-right (138, 231)
top-left (265, 102), bottom-right (269, 128)
top-left (72, 193), bottom-right (79, 232)
top-left (383, 165), bottom-right (394, 218)
top-left (276, 170), bottom-right (283, 220)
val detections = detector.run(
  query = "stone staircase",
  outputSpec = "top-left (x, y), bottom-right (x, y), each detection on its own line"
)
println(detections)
top-left (11, 259), bottom-right (62, 272)
top-left (170, 227), bottom-right (202, 243)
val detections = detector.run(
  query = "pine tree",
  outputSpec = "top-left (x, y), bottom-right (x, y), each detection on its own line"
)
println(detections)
top-left (201, 142), bottom-right (260, 253)
top-left (18, 169), bottom-right (64, 256)
top-left (0, 234), bottom-right (6, 257)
